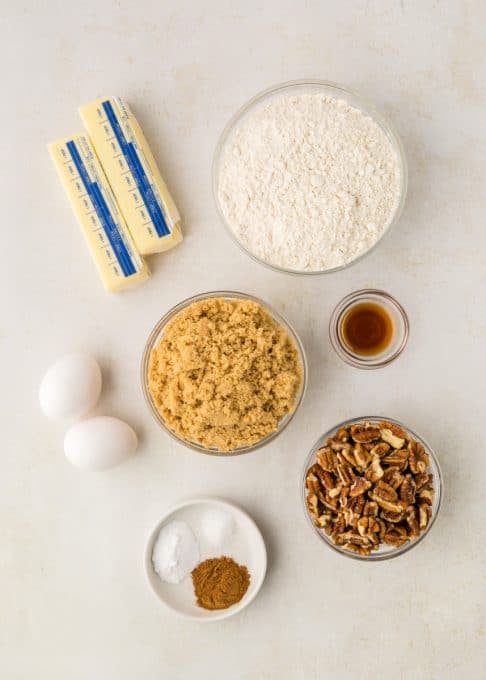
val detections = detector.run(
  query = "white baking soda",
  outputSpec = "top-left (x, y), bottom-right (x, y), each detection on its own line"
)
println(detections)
top-left (152, 520), bottom-right (200, 584)
top-left (218, 92), bottom-right (401, 271)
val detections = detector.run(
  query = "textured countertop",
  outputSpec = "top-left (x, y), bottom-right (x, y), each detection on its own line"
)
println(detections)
top-left (2, 1), bottom-right (485, 678)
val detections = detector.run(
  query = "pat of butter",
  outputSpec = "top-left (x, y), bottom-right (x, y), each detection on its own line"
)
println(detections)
top-left (49, 134), bottom-right (150, 292)
top-left (79, 96), bottom-right (183, 255)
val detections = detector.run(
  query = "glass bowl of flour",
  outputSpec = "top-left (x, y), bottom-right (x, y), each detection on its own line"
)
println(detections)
top-left (213, 80), bottom-right (407, 274)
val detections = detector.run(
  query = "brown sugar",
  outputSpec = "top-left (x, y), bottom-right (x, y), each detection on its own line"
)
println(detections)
top-left (147, 297), bottom-right (302, 452)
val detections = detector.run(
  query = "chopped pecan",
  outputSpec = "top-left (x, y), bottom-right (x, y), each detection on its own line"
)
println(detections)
top-left (382, 449), bottom-right (409, 469)
top-left (363, 500), bottom-right (379, 517)
top-left (340, 486), bottom-right (350, 506)
top-left (357, 516), bottom-right (370, 536)
top-left (350, 424), bottom-right (381, 443)
top-left (353, 443), bottom-right (371, 468)
top-left (415, 473), bottom-right (433, 490)
top-left (408, 440), bottom-right (429, 474)
top-left (341, 531), bottom-right (370, 547)
top-left (379, 421), bottom-right (408, 439)
top-left (317, 512), bottom-right (332, 528)
top-left (367, 530), bottom-right (380, 546)
top-left (370, 442), bottom-right (391, 458)
top-left (399, 474), bottom-right (416, 504)
top-left (347, 494), bottom-right (366, 518)
top-left (380, 428), bottom-right (405, 449)
top-left (338, 446), bottom-right (357, 467)
top-left (417, 488), bottom-right (433, 506)
top-left (372, 498), bottom-right (404, 513)
top-left (306, 471), bottom-right (320, 495)
top-left (419, 503), bottom-right (432, 529)
top-left (368, 518), bottom-right (381, 535)
top-left (362, 442), bottom-right (376, 451)
top-left (374, 480), bottom-right (398, 501)
top-left (349, 477), bottom-right (372, 497)
top-left (328, 483), bottom-right (342, 499)
top-left (332, 532), bottom-right (346, 546)
top-left (365, 455), bottom-right (384, 483)
top-left (307, 493), bottom-right (319, 518)
top-left (306, 420), bottom-right (435, 556)
top-left (377, 518), bottom-right (387, 541)
top-left (356, 517), bottom-right (380, 545)
top-left (330, 440), bottom-right (350, 452)
top-left (405, 506), bottom-right (420, 537)
top-left (383, 466), bottom-right (404, 490)
top-left (343, 542), bottom-right (372, 556)
top-left (320, 493), bottom-right (339, 512)
top-left (384, 526), bottom-right (408, 547)
top-left (315, 468), bottom-right (336, 492)
top-left (381, 507), bottom-right (406, 523)
top-left (336, 460), bottom-right (355, 486)
top-left (331, 515), bottom-right (346, 544)
top-left (335, 427), bottom-right (349, 442)
top-left (316, 447), bottom-right (336, 471)
top-left (343, 507), bottom-right (355, 528)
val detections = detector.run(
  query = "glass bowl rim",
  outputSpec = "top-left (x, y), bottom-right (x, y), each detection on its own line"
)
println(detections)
top-left (329, 288), bottom-right (410, 369)
top-left (212, 78), bottom-right (408, 276)
top-left (141, 290), bottom-right (308, 456)
top-left (301, 415), bottom-right (443, 561)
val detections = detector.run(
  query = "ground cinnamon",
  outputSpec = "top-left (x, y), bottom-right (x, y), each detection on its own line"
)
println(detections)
top-left (191, 556), bottom-right (250, 610)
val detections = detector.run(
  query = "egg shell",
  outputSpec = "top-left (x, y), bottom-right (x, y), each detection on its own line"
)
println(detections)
top-left (64, 416), bottom-right (137, 471)
top-left (39, 353), bottom-right (102, 421)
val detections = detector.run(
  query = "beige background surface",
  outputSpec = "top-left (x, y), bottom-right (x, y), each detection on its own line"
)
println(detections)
top-left (1, 1), bottom-right (485, 678)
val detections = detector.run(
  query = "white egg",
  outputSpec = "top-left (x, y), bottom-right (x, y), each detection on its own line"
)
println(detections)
top-left (64, 416), bottom-right (137, 471)
top-left (39, 353), bottom-right (102, 421)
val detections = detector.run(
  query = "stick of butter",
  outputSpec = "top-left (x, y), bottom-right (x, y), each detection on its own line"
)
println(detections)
top-left (80, 96), bottom-right (183, 256)
top-left (49, 134), bottom-right (150, 293)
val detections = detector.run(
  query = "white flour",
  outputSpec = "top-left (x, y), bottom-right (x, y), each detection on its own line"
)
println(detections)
top-left (217, 93), bottom-right (401, 271)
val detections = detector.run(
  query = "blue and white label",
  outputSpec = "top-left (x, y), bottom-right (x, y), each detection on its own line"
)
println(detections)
top-left (65, 139), bottom-right (138, 278)
top-left (101, 99), bottom-right (171, 238)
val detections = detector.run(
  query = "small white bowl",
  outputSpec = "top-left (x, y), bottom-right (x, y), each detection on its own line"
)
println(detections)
top-left (144, 498), bottom-right (267, 621)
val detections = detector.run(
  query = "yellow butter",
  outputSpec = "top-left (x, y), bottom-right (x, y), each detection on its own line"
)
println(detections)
top-left (49, 134), bottom-right (150, 292)
top-left (80, 96), bottom-right (183, 256)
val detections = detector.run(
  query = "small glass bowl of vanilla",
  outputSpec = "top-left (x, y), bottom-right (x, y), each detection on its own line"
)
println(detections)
top-left (329, 289), bottom-right (409, 369)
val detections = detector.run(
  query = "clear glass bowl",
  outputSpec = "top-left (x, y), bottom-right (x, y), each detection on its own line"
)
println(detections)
top-left (213, 79), bottom-right (408, 275)
top-left (329, 289), bottom-right (409, 369)
top-left (141, 291), bottom-right (308, 456)
top-left (301, 416), bottom-right (443, 561)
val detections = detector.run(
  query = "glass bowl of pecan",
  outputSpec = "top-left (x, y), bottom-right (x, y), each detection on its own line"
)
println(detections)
top-left (302, 417), bottom-right (442, 560)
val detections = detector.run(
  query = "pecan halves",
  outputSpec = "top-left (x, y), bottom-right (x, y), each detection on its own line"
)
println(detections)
top-left (382, 449), bottom-right (409, 469)
top-left (365, 455), bottom-right (384, 483)
top-left (306, 421), bottom-right (436, 555)
top-left (349, 477), bottom-right (372, 497)
top-left (408, 440), bottom-right (429, 474)
top-left (336, 460), bottom-right (355, 486)
top-left (399, 474), bottom-right (416, 505)
top-left (316, 447), bottom-right (336, 471)
top-left (350, 424), bottom-right (381, 443)
top-left (353, 443), bottom-right (371, 468)
top-left (315, 467), bottom-right (336, 492)
top-left (380, 428), bottom-right (405, 450)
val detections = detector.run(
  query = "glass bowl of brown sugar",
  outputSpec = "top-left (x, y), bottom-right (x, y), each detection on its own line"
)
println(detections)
top-left (141, 291), bottom-right (307, 456)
